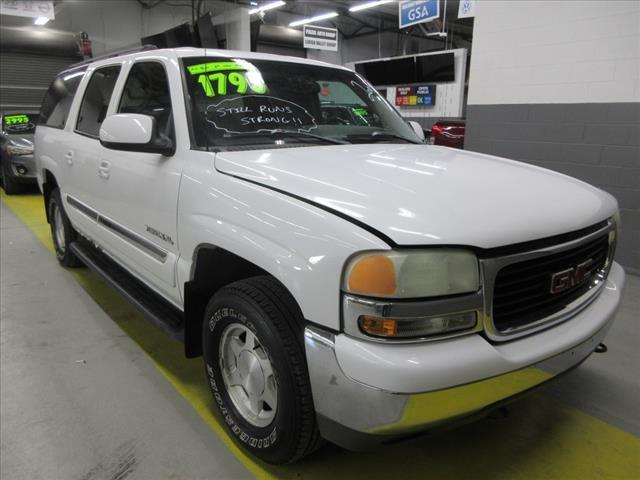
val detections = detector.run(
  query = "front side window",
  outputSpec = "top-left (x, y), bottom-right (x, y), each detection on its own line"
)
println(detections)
top-left (76, 65), bottom-right (121, 137)
top-left (182, 57), bottom-right (420, 149)
top-left (39, 67), bottom-right (86, 129)
top-left (118, 61), bottom-right (173, 139)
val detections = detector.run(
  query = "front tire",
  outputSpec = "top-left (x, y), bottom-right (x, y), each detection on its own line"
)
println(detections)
top-left (202, 276), bottom-right (321, 464)
top-left (48, 188), bottom-right (83, 267)
top-left (0, 160), bottom-right (22, 195)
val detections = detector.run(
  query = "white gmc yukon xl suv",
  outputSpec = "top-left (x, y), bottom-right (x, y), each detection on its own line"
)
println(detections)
top-left (35, 47), bottom-right (625, 464)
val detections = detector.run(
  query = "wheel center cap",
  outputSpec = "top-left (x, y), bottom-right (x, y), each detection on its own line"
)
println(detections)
top-left (237, 350), bottom-right (265, 396)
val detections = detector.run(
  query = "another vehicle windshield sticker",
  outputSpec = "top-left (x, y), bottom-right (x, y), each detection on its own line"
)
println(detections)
top-left (4, 114), bottom-right (30, 125)
top-left (3, 114), bottom-right (35, 133)
top-left (352, 107), bottom-right (369, 117)
top-left (188, 60), bottom-right (267, 97)
top-left (205, 95), bottom-right (318, 134)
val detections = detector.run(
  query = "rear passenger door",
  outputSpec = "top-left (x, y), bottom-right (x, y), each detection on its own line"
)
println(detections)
top-left (67, 64), bottom-right (122, 241)
top-left (85, 60), bottom-right (183, 305)
top-left (35, 67), bottom-right (86, 228)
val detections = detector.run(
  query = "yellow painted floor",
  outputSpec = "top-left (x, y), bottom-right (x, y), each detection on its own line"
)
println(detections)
top-left (2, 191), bottom-right (639, 480)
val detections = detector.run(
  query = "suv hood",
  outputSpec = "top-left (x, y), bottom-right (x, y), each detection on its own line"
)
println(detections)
top-left (215, 144), bottom-right (617, 248)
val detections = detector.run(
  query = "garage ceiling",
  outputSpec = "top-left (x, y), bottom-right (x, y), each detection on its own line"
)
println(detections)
top-left (230, 0), bottom-right (474, 41)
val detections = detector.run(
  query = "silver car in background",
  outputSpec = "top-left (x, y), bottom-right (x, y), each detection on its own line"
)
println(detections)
top-left (0, 111), bottom-right (38, 194)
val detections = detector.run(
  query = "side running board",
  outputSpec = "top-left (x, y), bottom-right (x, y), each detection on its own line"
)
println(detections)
top-left (69, 240), bottom-right (185, 342)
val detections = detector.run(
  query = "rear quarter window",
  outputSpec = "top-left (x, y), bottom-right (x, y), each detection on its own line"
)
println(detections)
top-left (39, 68), bottom-right (86, 129)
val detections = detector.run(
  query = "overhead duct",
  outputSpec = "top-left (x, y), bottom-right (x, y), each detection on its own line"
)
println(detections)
top-left (0, 25), bottom-right (81, 57)
top-left (0, 26), bottom-right (82, 109)
top-left (255, 25), bottom-right (303, 49)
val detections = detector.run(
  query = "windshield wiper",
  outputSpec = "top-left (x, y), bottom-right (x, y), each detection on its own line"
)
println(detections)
top-left (227, 129), bottom-right (348, 145)
top-left (344, 131), bottom-right (422, 144)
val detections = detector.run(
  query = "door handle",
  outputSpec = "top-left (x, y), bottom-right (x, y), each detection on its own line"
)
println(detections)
top-left (64, 151), bottom-right (74, 166)
top-left (98, 160), bottom-right (111, 179)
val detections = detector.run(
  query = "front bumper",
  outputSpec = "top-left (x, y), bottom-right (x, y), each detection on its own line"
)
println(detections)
top-left (4, 153), bottom-right (37, 182)
top-left (304, 262), bottom-right (625, 450)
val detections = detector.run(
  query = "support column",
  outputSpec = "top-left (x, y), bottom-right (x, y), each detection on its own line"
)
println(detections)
top-left (211, 6), bottom-right (250, 51)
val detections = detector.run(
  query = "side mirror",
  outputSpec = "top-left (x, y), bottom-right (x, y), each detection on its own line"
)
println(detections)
top-left (99, 113), bottom-right (175, 156)
top-left (408, 120), bottom-right (426, 142)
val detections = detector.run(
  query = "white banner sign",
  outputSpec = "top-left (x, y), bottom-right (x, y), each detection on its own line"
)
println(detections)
top-left (458, 0), bottom-right (476, 19)
top-left (0, 0), bottom-right (55, 19)
top-left (303, 25), bottom-right (338, 52)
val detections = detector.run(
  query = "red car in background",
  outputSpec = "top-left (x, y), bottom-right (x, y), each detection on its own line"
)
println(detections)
top-left (428, 120), bottom-right (465, 149)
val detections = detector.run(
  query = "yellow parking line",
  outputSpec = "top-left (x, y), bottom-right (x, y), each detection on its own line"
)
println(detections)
top-left (2, 191), bottom-right (639, 480)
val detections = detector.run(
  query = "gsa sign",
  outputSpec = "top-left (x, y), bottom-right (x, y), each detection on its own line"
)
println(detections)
top-left (399, 0), bottom-right (440, 29)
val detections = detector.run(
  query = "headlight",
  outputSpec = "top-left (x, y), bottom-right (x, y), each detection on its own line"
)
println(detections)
top-left (6, 144), bottom-right (33, 156)
top-left (343, 249), bottom-right (480, 298)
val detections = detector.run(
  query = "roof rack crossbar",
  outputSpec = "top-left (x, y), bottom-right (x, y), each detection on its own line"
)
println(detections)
top-left (67, 44), bottom-right (158, 69)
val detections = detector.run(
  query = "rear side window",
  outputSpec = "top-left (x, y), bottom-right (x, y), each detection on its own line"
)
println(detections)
top-left (76, 65), bottom-right (121, 137)
top-left (118, 62), bottom-right (173, 138)
top-left (39, 68), bottom-right (86, 129)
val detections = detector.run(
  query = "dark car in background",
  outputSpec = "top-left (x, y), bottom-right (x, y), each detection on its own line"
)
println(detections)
top-left (0, 111), bottom-right (37, 194)
top-left (428, 119), bottom-right (465, 149)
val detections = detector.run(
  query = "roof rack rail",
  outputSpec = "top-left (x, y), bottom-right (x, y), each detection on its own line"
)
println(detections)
top-left (68, 44), bottom-right (158, 69)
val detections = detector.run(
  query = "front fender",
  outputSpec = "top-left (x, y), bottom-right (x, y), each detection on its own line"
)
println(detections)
top-left (177, 153), bottom-right (388, 330)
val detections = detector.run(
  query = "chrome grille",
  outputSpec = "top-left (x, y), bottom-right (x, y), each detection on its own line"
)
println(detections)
top-left (481, 222), bottom-right (615, 340)
top-left (492, 234), bottom-right (609, 332)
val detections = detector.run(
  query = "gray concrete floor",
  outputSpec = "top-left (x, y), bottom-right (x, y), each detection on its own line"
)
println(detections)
top-left (540, 271), bottom-right (640, 436)
top-left (1, 199), bottom-right (639, 480)
top-left (1, 203), bottom-right (252, 480)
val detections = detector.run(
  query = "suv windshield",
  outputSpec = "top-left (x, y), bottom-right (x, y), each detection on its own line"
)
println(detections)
top-left (182, 56), bottom-right (421, 149)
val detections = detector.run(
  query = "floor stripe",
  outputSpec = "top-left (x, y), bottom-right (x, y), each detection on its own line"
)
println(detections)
top-left (2, 191), bottom-right (639, 480)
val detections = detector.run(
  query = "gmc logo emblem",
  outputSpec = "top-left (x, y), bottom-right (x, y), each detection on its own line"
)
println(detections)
top-left (550, 258), bottom-right (596, 294)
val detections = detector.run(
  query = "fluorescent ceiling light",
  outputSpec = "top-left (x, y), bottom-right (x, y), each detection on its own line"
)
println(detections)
top-left (34, 17), bottom-right (50, 26)
top-left (349, 0), bottom-right (393, 12)
top-left (289, 11), bottom-right (338, 27)
top-left (248, 1), bottom-right (285, 15)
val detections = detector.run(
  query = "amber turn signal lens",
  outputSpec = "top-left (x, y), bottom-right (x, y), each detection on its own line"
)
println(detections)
top-left (347, 255), bottom-right (397, 296)
top-left (359, 315), bottom-right (398, 337)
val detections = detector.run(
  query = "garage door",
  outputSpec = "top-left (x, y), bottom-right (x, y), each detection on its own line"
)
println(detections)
top-left (0, 52), bottom-right (80, 110)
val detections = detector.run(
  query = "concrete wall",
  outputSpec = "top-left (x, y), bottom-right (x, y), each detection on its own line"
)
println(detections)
top-left (465, 0), bottom-right (640, 272)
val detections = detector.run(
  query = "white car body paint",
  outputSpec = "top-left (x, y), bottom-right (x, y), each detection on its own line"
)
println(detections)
top-left (215, 144), bottom-right (618, 248)
top-left (34, 47), bottom-right (625, 447)
top-left (99, 113), bottom-right (154, 144)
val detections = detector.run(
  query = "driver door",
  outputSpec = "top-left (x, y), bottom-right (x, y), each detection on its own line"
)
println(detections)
top-left (89, 59), bottom-right (183, 305)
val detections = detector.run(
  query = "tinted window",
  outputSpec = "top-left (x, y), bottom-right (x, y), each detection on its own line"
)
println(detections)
top-left (39, 68), bottom-right (86, 129)
top-left (416, 53), bottom-right (455, 83)
top-left (355, 57), bottom-right (416, 86)
top-left (118, 62), bottom-right (173, 137)
top-left (76, 65), bottom-right (121, 137)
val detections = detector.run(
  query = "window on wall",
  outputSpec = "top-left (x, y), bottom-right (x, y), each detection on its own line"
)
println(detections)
top-left (75, 65), bottom-right (121, 137)
top-left (118, 62), bottom-right (173, 138)
top-left (39, 67), bottom-right (87, 129)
